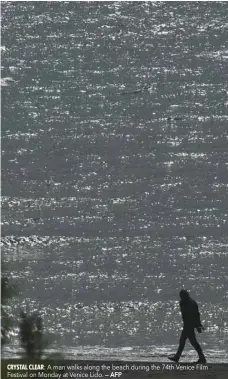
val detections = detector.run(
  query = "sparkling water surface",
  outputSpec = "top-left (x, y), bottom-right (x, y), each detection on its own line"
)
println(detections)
top-left (1, 1), bottom-right (228, 361)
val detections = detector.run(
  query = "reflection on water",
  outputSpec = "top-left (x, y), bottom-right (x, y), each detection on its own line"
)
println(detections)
top-left (1, 1), bottom-right (228, 361)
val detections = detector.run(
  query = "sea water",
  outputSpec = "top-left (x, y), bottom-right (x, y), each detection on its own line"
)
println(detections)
top-left (1, 1), bottom-right (228, 362)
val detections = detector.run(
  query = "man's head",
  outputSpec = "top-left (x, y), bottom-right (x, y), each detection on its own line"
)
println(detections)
top-left (179, 289), bottom-right (190, 300)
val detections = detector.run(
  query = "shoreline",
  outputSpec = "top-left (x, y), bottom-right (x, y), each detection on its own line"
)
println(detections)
top-left (2, 347), bottom-right (228, 364)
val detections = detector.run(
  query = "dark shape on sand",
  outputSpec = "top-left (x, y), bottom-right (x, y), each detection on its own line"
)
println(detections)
top-left (169, 290), bottom-right (206, 364)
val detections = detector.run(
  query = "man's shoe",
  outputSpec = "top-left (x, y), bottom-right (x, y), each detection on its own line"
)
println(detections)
top-left (168, 355), bottom-right (179, 363)
top-left (194, 357), bottom-right (207, 364)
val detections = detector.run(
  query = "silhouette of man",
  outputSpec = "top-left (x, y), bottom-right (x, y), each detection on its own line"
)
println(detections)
top-left (169, 290), bottom-right (206, 363)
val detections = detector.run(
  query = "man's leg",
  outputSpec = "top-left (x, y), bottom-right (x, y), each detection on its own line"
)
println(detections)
top-left (188, 329), bottom-right (206, 362)
top-left (176, 329), bottom-right (188, 360)
top-left (169, 329), bottom-right (187, 362)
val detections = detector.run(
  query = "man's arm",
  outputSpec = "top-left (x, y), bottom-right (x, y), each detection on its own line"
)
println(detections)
top-left (194, 302), bottom-right (205, 332)
top-left (195, 302), bottom-right (202, 327)
top-left (180, 301), bottom-right (184, 322)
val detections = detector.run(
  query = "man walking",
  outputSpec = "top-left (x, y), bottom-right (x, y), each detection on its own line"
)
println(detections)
top-left (169, 289), bottom-right (206, 363)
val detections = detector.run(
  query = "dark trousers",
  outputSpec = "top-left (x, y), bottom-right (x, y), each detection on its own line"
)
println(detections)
top-left (176, 327), bottom-right (205, 359)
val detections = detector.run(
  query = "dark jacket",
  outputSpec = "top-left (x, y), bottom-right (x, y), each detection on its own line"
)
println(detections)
top-left (180, 296), bottom-right (202, 329)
